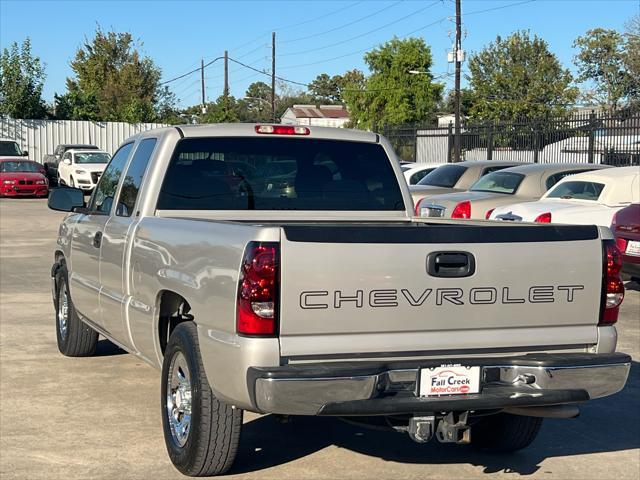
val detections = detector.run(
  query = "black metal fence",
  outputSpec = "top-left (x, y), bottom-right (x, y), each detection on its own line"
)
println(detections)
top-left (382, 110), bottom-right (640, 166)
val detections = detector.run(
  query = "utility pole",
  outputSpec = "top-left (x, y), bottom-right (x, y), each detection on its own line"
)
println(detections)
top-left (271, 31), bottom-right (276, 123)
top-left (200, 58), bottom-right (206, 114)
top-left (454, 0), bottom-right (462, 162)
top-left (224, 50), bottom-right (229, 96)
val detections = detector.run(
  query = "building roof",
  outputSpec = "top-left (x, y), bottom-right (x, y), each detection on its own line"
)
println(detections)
top-left (285, 105), bottom-right (349, 119)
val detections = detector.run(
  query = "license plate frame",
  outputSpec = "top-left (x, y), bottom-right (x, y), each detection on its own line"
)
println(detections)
top-left (626, 240), bottom-right (640, 257)
top-left (419, 365), bottom-right (481, 397)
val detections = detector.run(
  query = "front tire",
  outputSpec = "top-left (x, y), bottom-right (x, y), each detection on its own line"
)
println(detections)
top-left (472, 413), bottom-right (543, 452)
top-left (161, 322), bottom-right (242, 476)
top-left (54, 265), bottom-right (98, 356)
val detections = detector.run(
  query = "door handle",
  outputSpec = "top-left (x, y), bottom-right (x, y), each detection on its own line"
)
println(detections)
top-left (93, 231), bottom-right (103, 249)
top-left (427, 251), bottom-right (475, 278)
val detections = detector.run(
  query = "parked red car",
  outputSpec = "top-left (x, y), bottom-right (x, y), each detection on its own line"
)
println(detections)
top-left (611, 203), bottom-right (640, 281)
top-left (0, 158), bottom-right (49, 197)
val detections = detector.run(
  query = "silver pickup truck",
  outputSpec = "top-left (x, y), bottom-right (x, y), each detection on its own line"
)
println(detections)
top-left (48, 124), bottom-right (630, 477)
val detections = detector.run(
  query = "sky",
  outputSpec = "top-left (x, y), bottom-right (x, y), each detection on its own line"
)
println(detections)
top-left (1, 0), bottom-right (638, 108)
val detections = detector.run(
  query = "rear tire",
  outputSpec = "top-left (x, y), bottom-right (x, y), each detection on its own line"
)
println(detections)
top-left (161, 322), bottom-right (242, 476)
top-left (471, 413), bottom-right (543, 452)
top-left (54, 265), bottom-right (98, 357)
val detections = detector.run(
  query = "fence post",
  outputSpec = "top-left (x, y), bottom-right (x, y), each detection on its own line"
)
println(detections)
top-left (587, 111), bottom-right (596, 164)
top-left (487, 122), bottom-right (493, 160)
top-left (447, 121), bottom-right (453, 163)
top-left (533, 121), bottom-right (540, 163)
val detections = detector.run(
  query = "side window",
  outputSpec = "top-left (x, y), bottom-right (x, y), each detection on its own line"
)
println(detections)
top-left (116, 138), bottom-right (157, 217)
top-left (62, 152), bottom-right (71, 163)
top-left (89, 143), bottom-right (134, 214)
top-left (545, 170), bottom-right (592, 190)
top-left (410, 169), bottom-right (430, 185)
top-left (481, 166), bottom-right (509, 176)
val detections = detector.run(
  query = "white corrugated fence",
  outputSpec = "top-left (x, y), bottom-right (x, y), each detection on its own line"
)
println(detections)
top-left (0, 118), bottom-right (167, 163)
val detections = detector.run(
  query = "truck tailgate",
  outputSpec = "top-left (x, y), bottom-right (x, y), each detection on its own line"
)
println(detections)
top-left (278, 224), bottom-right (602, 358)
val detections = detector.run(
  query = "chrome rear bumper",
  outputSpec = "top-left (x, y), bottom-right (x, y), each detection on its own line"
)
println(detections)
top-left (249, 353), bottom-right (631, 416)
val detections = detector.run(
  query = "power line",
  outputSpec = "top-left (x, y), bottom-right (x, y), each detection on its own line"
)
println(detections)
top-left (160, 56), bottom-right (224, 85)
top-left (278, 0), bottom-right (535, 70)
top-left (225, 1), bottom-right (364, 56)
top-left (280, 0), bottom-right (404, 44)
top-left (280, 1), bottom-right (441, 57)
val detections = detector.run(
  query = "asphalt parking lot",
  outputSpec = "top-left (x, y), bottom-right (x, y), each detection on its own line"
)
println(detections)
top-left (0, 198), bottom-right (638, 480)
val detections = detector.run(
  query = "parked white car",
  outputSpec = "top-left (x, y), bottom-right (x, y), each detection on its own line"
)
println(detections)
top-left (490, 166), bottom-right (640, 226)
top-left (401, 162), bottom-right (446, 185)
top-left (57, 149), bottom-right (111, 191)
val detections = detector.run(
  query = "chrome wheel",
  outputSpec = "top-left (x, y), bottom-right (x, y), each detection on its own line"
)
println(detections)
top-left (166, 351), bottom-right (192, 447)
top-left (58, 285), bottom-right (69, 341)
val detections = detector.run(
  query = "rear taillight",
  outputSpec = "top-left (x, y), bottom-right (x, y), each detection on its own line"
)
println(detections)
top-left (255, 125), bottom-right (310, 135)
top-left (600, 240), bottom-right (624, 325)
top-left (485, 208), bottom-right (495, 220)
top-left (534, 212), bottom-right (552, 223)
top-left (237, 242), bottom-right (279, 336)
top-left (615, 237), bottom-right (628, 253)
top-left (414, 198), bottom-right (425, 216)
top-left (451, 201), bottom-right (471, 219)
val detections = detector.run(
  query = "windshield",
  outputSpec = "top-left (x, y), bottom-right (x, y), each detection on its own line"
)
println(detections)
top-left (470, 171), bottom-right (525, 194)
top-left (546, 181), bottom-right (605, 201)
top-left (0, 141), bottom-right (22, 156)
top-left (0, 161), bottom-right (40, 173)
top-left (74, 152), bottom-right (110, 164)
top-left (417, 164), bottom-right (467, 188)
top-left (157, 137), bottom-right (405, 211)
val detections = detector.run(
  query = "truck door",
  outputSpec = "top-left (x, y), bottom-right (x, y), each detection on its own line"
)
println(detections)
top-left (69, 143), bottom-right (134, 325)
top-left (99, 138), bottom-right (157, 351)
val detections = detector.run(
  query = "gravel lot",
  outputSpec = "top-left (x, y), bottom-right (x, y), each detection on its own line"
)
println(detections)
top-left (1, 198), bottom-right (638, 480)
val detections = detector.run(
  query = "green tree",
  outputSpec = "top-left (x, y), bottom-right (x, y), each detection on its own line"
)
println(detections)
top-left (342, 38), bottom-right (443, 130)
top-left (623, 15), bottom-right (640, 105)
top-left (441, 88), bottom-right (475, 117)
top-left (308, 73), bottom-right (341, 103)
top-left (203, 95), bottom-right (240, 123)
top-left (59, 27), bottom-right (175, 122)
top-left (0, 38), bottom-right (47, 119)
top-left (239, 81), bottom-right (272, 122)
top-left (573, 28), bottom-right (634, 113)
top-left (467, 31), bottom-right (577, 121)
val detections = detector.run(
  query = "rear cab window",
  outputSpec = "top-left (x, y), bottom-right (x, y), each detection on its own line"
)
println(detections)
top-left (546, 181), bottom-right (605, 201)
top-left (156, 137), bottom-right (405, 211)
top-left (417, 165), bottom-right (467, 188)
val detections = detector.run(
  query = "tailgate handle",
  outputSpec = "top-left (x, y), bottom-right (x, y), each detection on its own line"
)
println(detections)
top-left (427, 251), bottom-right (475, 278)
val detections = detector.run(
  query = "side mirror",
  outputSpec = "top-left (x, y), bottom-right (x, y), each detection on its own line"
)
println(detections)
top-left (22, 150), bottom-right (29, 156)
top-left (62, 158), bottom-right (71, 165)
top-left (48, 187), bottom-right (85, 212)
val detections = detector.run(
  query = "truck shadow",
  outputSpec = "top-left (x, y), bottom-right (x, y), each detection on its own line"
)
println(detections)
top-left (231, 361), bottom-right (640, 476)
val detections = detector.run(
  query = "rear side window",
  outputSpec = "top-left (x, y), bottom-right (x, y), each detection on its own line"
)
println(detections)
top-left (0, 141), bottom-right (22, 156)
top-left (418, 164), bottom-right (467, 188)
top-left (116, 138), bottom-right (157, 217)
top-left (89, 143), bottom-right (134, 214)
top-left (156, 137), bottom-right (405, 211)
top-left (481, 165), bottom-right (513, 176)
top-left (545, 169), bottom-right (594, 190)
top-left (410, 168), bottom-right (432, 185)
top-left (546, 181), bottom-right (605, 201)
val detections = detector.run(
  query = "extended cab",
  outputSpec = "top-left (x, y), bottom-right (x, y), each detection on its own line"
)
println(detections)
top-left (48, 124), bottom-right (630, 477)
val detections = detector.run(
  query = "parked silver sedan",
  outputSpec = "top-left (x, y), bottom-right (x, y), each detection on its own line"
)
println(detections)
top-left (415, 163), bottom-right (612, 219)
top-left (409, 160), bottom-right (525, 206)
